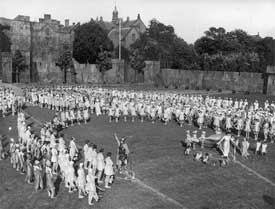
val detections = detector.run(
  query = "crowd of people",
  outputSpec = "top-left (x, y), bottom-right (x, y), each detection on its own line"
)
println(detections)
top-left (0, 86), bottom-right (132, 206)
top-left (0, 87), bottom-right (25, 117)
top-left (22, 85), bottom-right (275, 163)
top-left (24, 85), bottom-right (275, 144)
top-left (1, 84), bottom-right (274, 205)
top-left (6, 110), bottom-right (124, 205)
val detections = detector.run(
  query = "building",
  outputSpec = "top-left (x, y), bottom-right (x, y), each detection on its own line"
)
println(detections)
top-left (97, 7), bottom-right (147, 49)
top-left (0, 14), bottom-right (76, 83)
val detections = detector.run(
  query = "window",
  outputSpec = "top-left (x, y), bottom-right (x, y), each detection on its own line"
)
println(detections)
top-left (132, 33), bottom-right (136, 42)
top-left (45, 28), bottom-right (50, 36)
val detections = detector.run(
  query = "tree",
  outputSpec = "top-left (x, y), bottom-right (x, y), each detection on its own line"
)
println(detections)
top-left (129, 48), bottom-right (146, 82)
top-left (56, 44), bottom-right (73, 83)
top-left (194, 26), bottom-right (272, 73)
top-left (96, 46), bottom-right (112, 83)
top-left (73, 20), bottom-right (113, 64)
top-left (171, 38), bottom-right (198, 69)
top-left (12, 50), bottom-right (26, 82)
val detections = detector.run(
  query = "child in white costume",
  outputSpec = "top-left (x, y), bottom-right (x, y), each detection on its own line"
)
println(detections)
top-left (104, 152), bottom-right (114, 189)
top-left (77, 163), bottom-right (86, 198)
top-left (241, 138), bottom-right (250, 158)
top-left (86, 169), bottom-right (99, 205)
top-left (97, 148), bottom-right (105, 183)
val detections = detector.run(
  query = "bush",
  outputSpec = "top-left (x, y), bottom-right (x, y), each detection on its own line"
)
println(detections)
top-left (232, 90), bottom-right (236, 94)
top-left (195, 86), bottom-right (200, 90)
top-left (185, 86), bottom-right (189, 90)
top-left (206, 88), bottom-right (211, 92)
top-left (244, 91), bottom-right (250, 95)
top-left (218, 89), bottom-right (222, 92)
top-left (165, 85), bottom-right (168, 89)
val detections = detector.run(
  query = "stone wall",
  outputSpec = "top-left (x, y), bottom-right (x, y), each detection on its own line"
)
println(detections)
top-left (160, 69), bottom-right (264, 92)
top-left (144, 61), bottom-right (161, 84)
top-left (74, 59), bottom-right (125, 84)
top-left (266, 66), bottom-right (275, 95)
top-left (0, 52), bottom-right (12, 83)
top-left (143, 62), bottom-right (264, 93)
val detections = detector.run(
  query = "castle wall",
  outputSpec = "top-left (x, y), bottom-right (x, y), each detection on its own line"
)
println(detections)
top-left (74, 59), bottom-right (125, 84)
top-left (143, 63), bottom-right (264, 93)
top-left (0, 52), bottom-right (12, 83)
top-left (266, 66), bottom-right (275, 95)
top-left (0, 15), bottom-right (73, 83)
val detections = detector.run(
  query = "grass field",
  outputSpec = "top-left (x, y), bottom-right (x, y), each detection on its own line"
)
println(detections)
top-left (1, 91), bottom-right (275, 209)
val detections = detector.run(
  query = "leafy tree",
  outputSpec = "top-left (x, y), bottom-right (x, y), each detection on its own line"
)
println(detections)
top-left (194, 26), bottom-right (273, 73)
top-left (12, 50), bottom-right (26, 82)
top-left (73, 20), bottom-right (113, 64)
top-left (56, 44), bottom-right (73, 83)
top-left (130, 20), bottom-right (196, 71)
top-left (171, 38), bottom-right (198, 69)
top-left (129, 48), bottom-right (146, 82)
top-left (96, 46), bottom-right (112, 83)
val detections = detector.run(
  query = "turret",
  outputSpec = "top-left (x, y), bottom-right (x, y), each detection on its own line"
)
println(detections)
top-left (112, 6), bottom-right (119, 23)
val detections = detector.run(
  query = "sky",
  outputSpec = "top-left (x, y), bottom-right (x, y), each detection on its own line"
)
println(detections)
top-left (1, 0), bottom-right (275, 43)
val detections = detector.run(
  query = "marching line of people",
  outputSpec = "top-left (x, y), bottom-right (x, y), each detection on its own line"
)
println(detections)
top-left (24, 85), bottom-right (275, 144)
top-left (5, 111), bottom-right (121, 206)
top-left (0, 87), bottom-right (25, 117)
top-left (183, 127), bottom-right (268, 168)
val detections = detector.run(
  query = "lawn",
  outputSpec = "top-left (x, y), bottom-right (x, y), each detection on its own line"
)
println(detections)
top-left (0, 90), bottom-right (275, 209)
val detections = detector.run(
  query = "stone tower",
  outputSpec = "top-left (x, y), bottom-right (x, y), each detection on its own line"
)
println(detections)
top-left (112, 6), bottom-right (119, 24)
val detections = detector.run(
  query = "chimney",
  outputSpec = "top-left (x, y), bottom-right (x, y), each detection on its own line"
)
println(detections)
top-left (100, 16), bottom-right (103, 22)
top-left (72, 22), bottom-right (75, 26)
top-left (127, 16), bottom-right (130, 22)
top-left (137, 14), bottom-right (140, 19)
top-left (44, 14), bottom-right (51, 20)
top-left (65, 19), bottom-right (69, 27)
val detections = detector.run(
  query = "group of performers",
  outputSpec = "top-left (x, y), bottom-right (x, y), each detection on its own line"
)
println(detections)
top-left (3, 110), bottom-right (133, 206)
top-left (24, 85), bottom-right (275, 144)
top-left (0, 87), bottom-right (25, 117)
top-left (1, 84), bottom-right (275, 205)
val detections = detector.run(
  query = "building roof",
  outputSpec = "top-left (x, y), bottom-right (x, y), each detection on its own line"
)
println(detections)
top-left (98, 21), bottom-right (115, 31)
top-left (108, 27), bottom-right (132, 41)
top-left (98, 18), bottom-right (140, 32)
top-left (122, 19), bottom-right (138, 28)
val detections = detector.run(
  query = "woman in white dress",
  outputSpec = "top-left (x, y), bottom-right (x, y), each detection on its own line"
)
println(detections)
top-left (104, 152), bottom-right (114, 189)
top-left (244, 118), bottom-right (251, 139)
top-left (97, 148), bottom-right (105, 183)
top-left (86, 168), bottom-right (99, 205)
top-left (77, 163), bottom-right (86, 199)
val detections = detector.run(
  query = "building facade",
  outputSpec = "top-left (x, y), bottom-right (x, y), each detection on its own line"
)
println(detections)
top-left (97, 7), bottom-right (147, 49)
top-left (0, 14), bottom-right (75, 82)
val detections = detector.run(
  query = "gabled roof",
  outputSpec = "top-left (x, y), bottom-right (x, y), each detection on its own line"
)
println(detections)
top-left (98, 21), bottom-right (116, 31)
top-left (122, 19), bottom-right (138, 28)
top-left (98, 18), bottom-right (141, 32)
top-left (108, 27), bottom-right (132, 41)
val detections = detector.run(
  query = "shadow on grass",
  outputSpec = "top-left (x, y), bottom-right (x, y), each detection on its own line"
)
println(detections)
top-left (263, 194), bottom-right (275, 207)
top-left (54, 175), bottom-right (63, 194)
